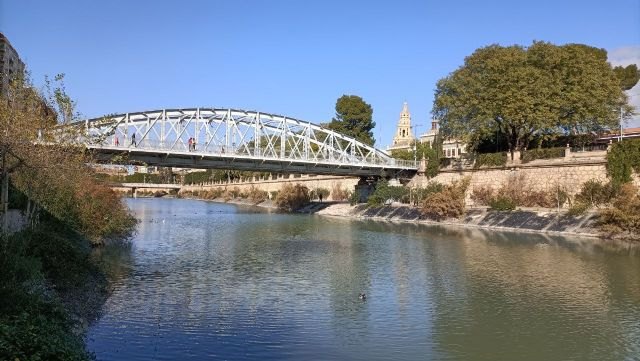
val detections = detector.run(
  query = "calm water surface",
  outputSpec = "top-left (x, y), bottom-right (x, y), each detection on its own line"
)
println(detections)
top-left (87, 198), bottom-right (640, 360)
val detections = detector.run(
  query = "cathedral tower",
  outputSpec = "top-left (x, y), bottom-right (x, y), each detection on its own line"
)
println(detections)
top-left (392, 102), bottom-right (414, 146)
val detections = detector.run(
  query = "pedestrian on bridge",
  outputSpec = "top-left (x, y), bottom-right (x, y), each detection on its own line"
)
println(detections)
top-left (131, 133), bottom-right (136, 146)
top-left (188, 137), bottom-right (193, 151)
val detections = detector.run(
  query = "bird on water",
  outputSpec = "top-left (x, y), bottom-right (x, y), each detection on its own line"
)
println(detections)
top-left (358, 293), bottom-right (366, 300)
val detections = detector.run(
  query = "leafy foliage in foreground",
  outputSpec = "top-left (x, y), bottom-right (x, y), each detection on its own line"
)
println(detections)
top-left (0, 219), bottom-right (104, 361)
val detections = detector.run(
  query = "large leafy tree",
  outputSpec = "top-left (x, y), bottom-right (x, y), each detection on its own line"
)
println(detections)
top-left (433, 41), bottom-right (633, 158)
top-left (326, 95), bottom-right (376, 146)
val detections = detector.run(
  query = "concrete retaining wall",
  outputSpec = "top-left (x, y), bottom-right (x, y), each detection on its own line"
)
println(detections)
top-left (181, 175), bottom-right (359, 201)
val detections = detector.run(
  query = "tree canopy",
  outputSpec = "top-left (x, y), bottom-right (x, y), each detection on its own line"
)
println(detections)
top-left (1, 74), bottom-right (136, 241)
top-left (433, 41), bottom-right (633, 157)
top-left (326, 95), bottom-right (376, 146)
top-left (613, 64), bottom-right (640, 91)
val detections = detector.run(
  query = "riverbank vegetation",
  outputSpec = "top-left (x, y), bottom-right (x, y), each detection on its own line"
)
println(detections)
top-left (275, 183), bottom-right (311, 211)
top-left (1, 75), bottom-right (137, 359)
top-left (420, 178), bottom-right (470, 220)
top-left (471, 174), bottom-right (568, 211)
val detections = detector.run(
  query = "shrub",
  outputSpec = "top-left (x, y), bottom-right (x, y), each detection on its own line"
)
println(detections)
top-left (606, 138), bottom-right (640, 186)
top-left (473, 152), bottom-right (507, 168)
top-left (275, 183), bottom-right (310, 211)
top-left (247, 186), bottom-right (268, 204)
top-left (412, 182), bottom-right (444, 205)
top-left (270, 191), bottom-right (279, 200)
top-left (522, 147), bottom-right (565, 163)
top-left (574, 180), bottom-right (617, 208)
top-left (471, 185), bottom-right (494, 206)
top-left (568, 201), bottom-right (590, 216)
top-left (331, 182), bottom-right (351, 201)
top-left (229, 187), bottom-right (241, 198)
top-left (489, 196), bottom-right (517, 211)
top-left (421, 177), bottom-right (470, 220)
top-left (367, 180), bottom-right (409, 207)
top-left (597, 183), bottom-right (640, 239)
top-left (314, 187), bottom-right (330, 201)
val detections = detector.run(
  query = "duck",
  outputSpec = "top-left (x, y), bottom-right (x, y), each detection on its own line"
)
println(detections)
top-left (358, 293), bottom-right (366, 301)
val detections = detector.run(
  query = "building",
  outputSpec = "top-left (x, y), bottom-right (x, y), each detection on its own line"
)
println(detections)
top-left (0, 32), bottom-right (25, 96)
top-left (419, 120), bottom-right (467, 159)
top-left (387, 102), bottom-right (416, 152)
top-left (597, 127), bottom-right (640, 143)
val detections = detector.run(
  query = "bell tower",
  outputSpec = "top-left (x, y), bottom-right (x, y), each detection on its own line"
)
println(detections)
top-left (392, 102), bottom-right (414, 146)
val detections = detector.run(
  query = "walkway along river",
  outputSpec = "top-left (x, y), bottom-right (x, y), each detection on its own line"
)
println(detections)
top-left (87, 198), bottom-right (640, 361)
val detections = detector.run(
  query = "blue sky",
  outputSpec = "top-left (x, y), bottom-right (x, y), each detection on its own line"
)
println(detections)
top-left (1, 0), bottom-right (639, 147)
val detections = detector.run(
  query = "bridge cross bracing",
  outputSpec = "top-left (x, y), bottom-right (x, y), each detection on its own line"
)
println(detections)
top-left (73, 108), bottom-right (417, 177)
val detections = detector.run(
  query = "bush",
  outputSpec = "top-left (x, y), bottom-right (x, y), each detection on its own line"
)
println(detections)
top-left (606, 138), bottom-right (640, 186)
top-left (313, 187), bottom-right (330, 201)
top-left (489, 196), bottom-right (517, 211)
top-left (474, 152), bottom-right (508, 168)
top-left (275, 183), bottom-right (310, 211)
top-left (412, 182), bottom-right (444, 205)
top-left (568, 201), bottom-right (590, 216)
top-left (0, 219), bottom-right (103, 361)
top-left (421, 177), bottom-right (470, 220)
top-left (471, 176), bottom-right (563, 209)
top-left (367, 180), bottom-right (409, 207)
top-left (522, 147), bottom-right (565, 163)
top-left (574, 180), bottom-right (617, 208)
top-left (597, 183), bottom-right (640, 239)
top-left (247, 186), bottom-right (268, 204)
top-left (331, 182), bottom-right (351, 201)
top-left (471, 185), bottom-right (494, 206)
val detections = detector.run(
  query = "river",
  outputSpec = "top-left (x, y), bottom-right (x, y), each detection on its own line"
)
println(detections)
top-left (87, 198), bottom-right (640, 361)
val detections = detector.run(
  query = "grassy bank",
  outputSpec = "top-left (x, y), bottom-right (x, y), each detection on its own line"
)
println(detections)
top-left (0, 216), bottom-right (116, 360)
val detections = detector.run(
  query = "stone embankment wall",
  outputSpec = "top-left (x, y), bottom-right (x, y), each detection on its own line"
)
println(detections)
top-left (410, 154), bottom-right (640, 207)
top-left (315, 203), bottom-right (601, 238)
top-left (181, 175), bottom-right (359, 200)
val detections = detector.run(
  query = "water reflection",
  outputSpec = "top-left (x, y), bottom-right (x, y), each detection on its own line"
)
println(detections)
top-left (88, 199), bottom-right (640, 361)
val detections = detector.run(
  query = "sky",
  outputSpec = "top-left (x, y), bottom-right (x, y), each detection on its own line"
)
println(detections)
top-left (1, 0), bottom-right (639, 147)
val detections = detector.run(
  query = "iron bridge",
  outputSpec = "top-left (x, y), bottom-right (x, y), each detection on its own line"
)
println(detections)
top-left (73, 108), bottom-right (417, 177)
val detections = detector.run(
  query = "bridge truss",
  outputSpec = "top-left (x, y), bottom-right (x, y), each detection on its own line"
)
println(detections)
top-left (73, 108), bottom-right (416, 177)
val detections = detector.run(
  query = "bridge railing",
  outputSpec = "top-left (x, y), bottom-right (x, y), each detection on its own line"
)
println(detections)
top-left (89, 138), bottom-right (417, 169)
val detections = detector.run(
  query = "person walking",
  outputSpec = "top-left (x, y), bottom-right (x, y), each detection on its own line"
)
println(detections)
top-left (131, 133), bottom-right (136, 146)
top-left (188, 137), bottom-right (193, 151)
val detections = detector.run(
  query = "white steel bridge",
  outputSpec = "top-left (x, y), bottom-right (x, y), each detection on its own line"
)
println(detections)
top-left (73, 108), bottom-right (417, 177)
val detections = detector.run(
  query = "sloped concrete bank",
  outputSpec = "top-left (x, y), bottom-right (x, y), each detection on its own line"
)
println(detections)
top-left (314, 203), bottom-right (603, 239)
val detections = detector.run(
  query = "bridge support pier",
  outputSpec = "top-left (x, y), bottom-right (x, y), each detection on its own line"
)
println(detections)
top-left (354, 177), bottom-right (375, 203)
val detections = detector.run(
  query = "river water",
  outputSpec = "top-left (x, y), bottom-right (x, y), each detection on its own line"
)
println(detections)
top-left (87, 198), bottom-right (640, 361)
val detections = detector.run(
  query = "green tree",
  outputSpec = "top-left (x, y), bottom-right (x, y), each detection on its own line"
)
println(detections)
top-left (433, 41), bottom-right (633, 159)
top-left (326, 95), bottom-right (376, 146)
top-left (390, 140), bottom-right (440, 177)
top-left (613, 64), bottom-right (640, 90)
